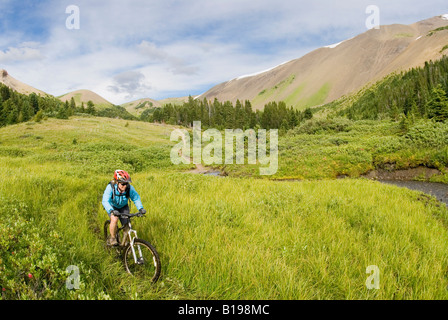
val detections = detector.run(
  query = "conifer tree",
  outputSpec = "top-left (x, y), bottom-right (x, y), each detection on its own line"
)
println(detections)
top-left (29, 93), bottom-right (39, 114)
top-left (57, 103), bottom-right (69, 119)
top-left (0, 85), bottom-right (10, 101)
top-left (304, 108), bottom-right (313, 120)
top-left (288, 107), bottom-right (298, 128)
top-left (427, 84), bottom-right (448, 122)
top-left (86, 100), bottom-right (96, 115)
top-left (3, 100), bottom-right (18, 125)
top-left (69, 97), bottom-right (76, 115)
top-left (21, 100), bottom-right (34, 122)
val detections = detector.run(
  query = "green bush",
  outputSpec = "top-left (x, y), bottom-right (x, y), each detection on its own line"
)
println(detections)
top-left (405, 120), bottom-right (448, 147)
top-left (292, 118), bottom-right (352, 135)
top-left (120, 146), bottom-right (175, 171)
top-left (368, 136), bottom-right (405, 154)
top-left (0, 198), bottom-right (70, 299)
top-left (0, 147), bottom-right (28, 157)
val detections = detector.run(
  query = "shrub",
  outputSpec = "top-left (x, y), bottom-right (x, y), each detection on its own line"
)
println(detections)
top-left (0, 198), bottom-right (70, 299)
top-left (292, 118), bottom-right (352, 135)
top-left (0, 147), bottom-right (28, 157)
top-left (405, 120), bottom-right (448, 147)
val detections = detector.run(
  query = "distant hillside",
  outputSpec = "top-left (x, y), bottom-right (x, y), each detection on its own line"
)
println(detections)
top-left (58, 89), bottom-right (114, 110)
top-left (0, 80), bottom-right (135, 127)
top-left (159, 96), bottom-right (191, 105)
top-left (201, 15), bottom-right (448, 110)
top-left (0, 69), bottom-right (48, 96)
top-left (121, 98), bottom-right (161, 116)
top-left (122, 96), bottom-right (198, 116)
top-left (328, 55), bottom-right (448, 121)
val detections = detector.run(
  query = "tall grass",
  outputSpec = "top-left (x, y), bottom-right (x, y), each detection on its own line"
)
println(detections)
top-left (135, 173), bottom-right (448, 299)
top-left (1, 117), bottom-right (448, 299)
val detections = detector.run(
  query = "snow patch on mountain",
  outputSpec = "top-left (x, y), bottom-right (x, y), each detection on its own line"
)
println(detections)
top-left (234, 60), bottom-right (291, 81)
top-left (325, 41), bottom-right (344, 49)
top-left (324, 36), bottom-right (355, 49)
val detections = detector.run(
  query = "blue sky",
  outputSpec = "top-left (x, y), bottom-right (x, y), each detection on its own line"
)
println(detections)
top-left (0, 0), bottom-right (447, 104)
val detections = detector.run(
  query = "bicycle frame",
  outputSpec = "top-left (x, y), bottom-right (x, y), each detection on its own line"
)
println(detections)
top-left (119, 220), bottom-right (143, 264)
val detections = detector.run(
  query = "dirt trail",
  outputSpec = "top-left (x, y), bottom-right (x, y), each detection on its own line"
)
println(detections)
top-left (177, 130), bottom-right (223, 175)
top-left (181, 152), bottom-right (223, 175)
top-left (184, 155), bottom-right (210, 174)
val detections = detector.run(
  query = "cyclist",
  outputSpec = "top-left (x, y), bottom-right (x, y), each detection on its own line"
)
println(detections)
top-left (102, 169), bottom-right (146, 246)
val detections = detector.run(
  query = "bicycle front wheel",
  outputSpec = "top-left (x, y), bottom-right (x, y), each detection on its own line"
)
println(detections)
top-left (123, 239), bottom-right (161, 282)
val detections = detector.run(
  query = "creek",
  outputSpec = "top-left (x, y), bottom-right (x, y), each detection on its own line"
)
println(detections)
top-left (378, 180), bottom-right (448, 206)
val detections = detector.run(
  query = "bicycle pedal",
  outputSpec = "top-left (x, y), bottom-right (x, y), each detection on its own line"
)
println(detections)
top-left (106, 242), bottom-right (120, 247)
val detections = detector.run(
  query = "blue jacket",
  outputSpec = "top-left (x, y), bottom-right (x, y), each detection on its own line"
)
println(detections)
top-left (102, 183), bottom-right (144, 214)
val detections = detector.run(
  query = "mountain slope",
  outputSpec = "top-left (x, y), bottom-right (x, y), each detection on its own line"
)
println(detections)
top-left (0, 69), bottom-right (48, 96)
top-left (58, 89), bottom-right (114, 110)
top-left (122, 96), bottom-right (197, 116)
top-left (121, 98), bottom-right (161, 116)
top-left (201, 15), bottom-right (448, 110)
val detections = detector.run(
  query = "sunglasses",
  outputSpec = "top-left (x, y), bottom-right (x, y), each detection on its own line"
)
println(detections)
top-left (118, 182), bottom-right (129, 186)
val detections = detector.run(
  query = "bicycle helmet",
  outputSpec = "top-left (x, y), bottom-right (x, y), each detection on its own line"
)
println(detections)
top-left (114, 169), bottom-right (132, 183)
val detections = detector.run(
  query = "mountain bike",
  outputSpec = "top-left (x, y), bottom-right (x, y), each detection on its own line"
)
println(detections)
top-left (104, 212), bottom-right (161, 283)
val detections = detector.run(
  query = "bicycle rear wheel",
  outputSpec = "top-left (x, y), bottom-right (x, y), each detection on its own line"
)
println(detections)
top-left (123, 239), bottom-right (161, 282)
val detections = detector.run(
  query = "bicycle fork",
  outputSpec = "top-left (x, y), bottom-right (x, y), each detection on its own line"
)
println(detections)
top-left (123, 225), bottom-right (143, 264)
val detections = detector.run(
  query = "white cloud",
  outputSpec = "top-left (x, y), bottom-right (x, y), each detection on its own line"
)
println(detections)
top-left (107, 71), bottom-right (152, 100)
top-left (1, 0), bottom-right (447, 104)
top-left (138, 40), bottom-right (199, 75)
top-left (0, 42), bottom-right (44, 63)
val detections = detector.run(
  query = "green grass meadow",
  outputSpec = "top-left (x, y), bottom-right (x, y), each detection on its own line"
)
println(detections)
top-left (1, 116), bottom-right (448, 299)
top-left (221, 118), bottom-right (448, 182)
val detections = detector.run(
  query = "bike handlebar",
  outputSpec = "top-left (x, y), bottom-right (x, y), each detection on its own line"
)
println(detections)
top-left (112, 212), bottom-right (145, 218)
